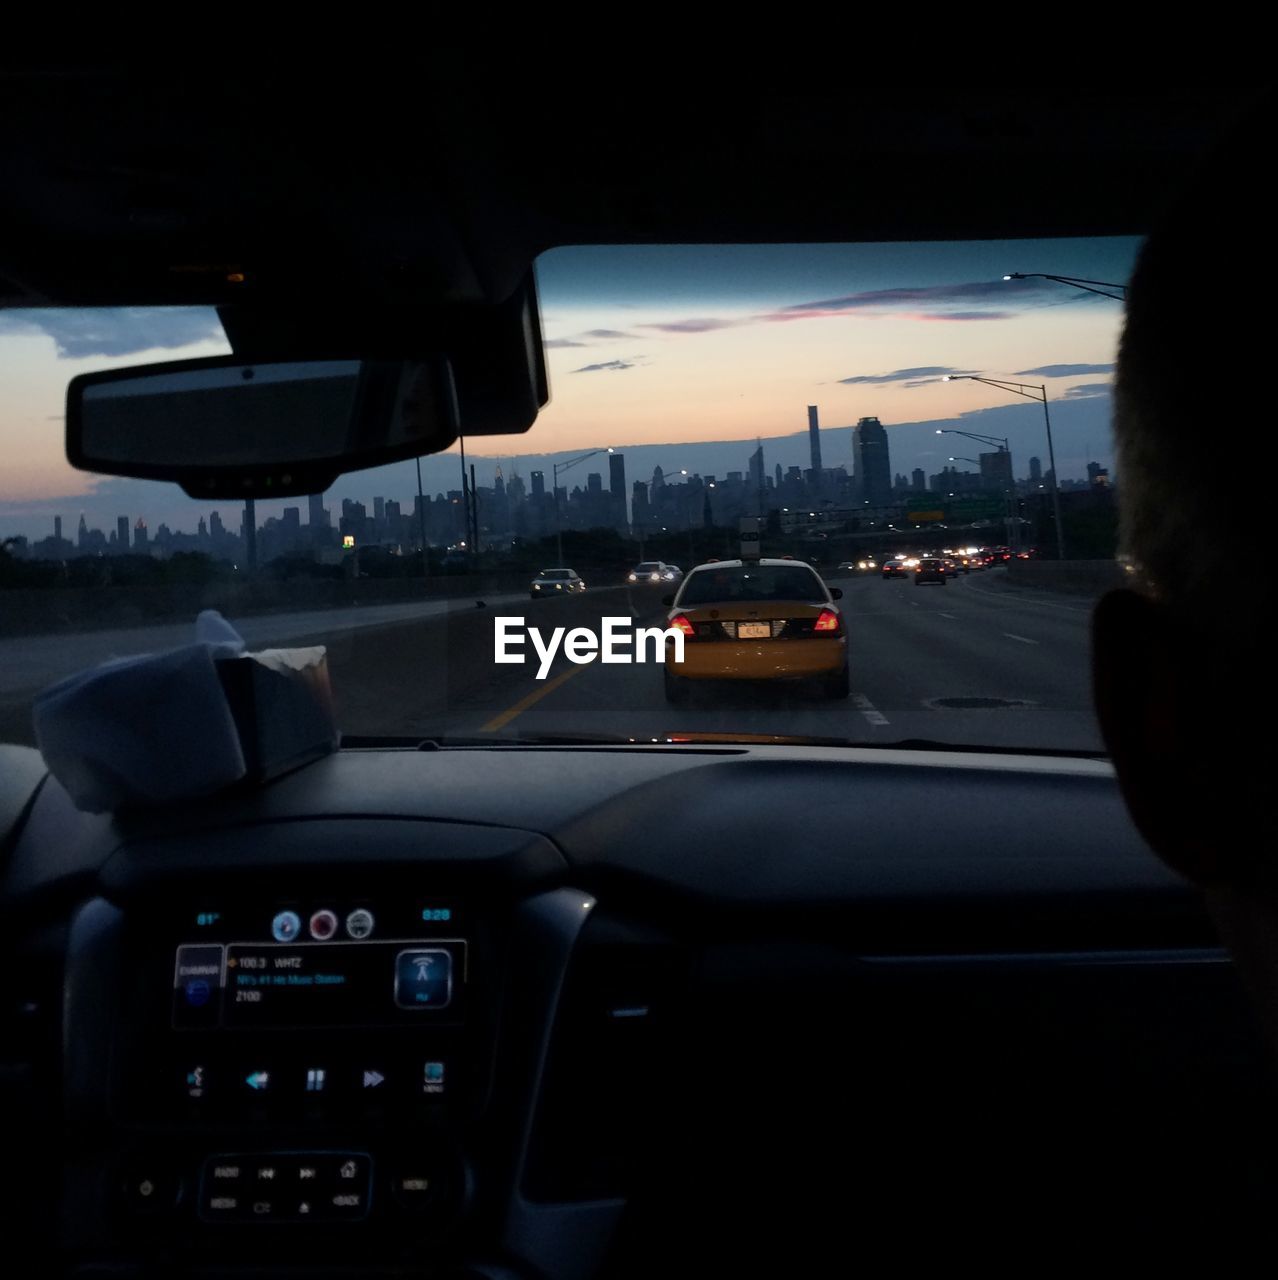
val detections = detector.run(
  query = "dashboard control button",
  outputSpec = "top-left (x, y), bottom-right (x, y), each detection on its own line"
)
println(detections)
top-left (391, 1170), bottom-right (436, 1212)
top-left (345, 908), bottom-right (375, 940)
top-left (422, 1060), bottom-right (447, 1096)
top-left (327, 1189), bottom-right (367, 1218)
top-left (121, 1164), bottom-right (180, 1217)
top-left (242, 1068), bottom-right (272, 1094)
top-left (309, 909), bottom-right (338, 941)
top-left (394, 949), bottom-right (453, 1010)
top-left (271, 911), bottom-right (301, 943)
top-left (208, 1160), bottom-right (243, 1185)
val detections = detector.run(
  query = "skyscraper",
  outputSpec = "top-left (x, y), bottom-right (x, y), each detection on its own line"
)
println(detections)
top-left (54, 516), bottom-right (62, 543)
top-left (807, 405), bottom-right (823, 475)
top-left (609, 451), bottom-right (627, 529)
top-left (852, 417), bottom-right (891, 507)
top-left (912, 468), bottom-right (926, 492)
top-left (748, 443), bottom-right (765, 512)
top-left (530, 470), bottom-right (545, 500)
top-left (632, 480), bottom-right (649, 534)
top-left (980, 451), bottom-right (1014, 494)
top-left (117, 516), bottom-right (129, 550)
top-left (307, 492), bottom-right (330, 528)
top-left (1029, 456), bottom-right (1043, 482)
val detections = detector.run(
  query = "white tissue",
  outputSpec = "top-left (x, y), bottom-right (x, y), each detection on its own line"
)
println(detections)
top-left (33, 611), bottom-right (250, 813)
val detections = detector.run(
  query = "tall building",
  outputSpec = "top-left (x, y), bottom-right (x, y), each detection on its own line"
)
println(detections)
top-left (530, 470), bottom-right (545, 500)
top-left (912, 468), bottom-right (926, 491)
top-left (852, 417), bottom-right (891, 507)
top-left (54, 516), bottom-right (62, 542)
top-left (609, 451), bottom-right (627, 529)
top-left (1029, 456), bottom-right (1043, 482)
top-left (980, 451), bottom-right (1014, 494)
top-left (307, 492), bottom-right (330, 527)
top-left (807, 405), bottom-right (823, 476)
top-left (117, 516), bottom-right (129, 550)
top-left (748, 443), bottom-right (765, 513)
top-left (133, 517), bottom-right (148, 550)
top-left (632, 480), bottom-right (650, 534)
top-left (77, 514), bottom-right (88, 548)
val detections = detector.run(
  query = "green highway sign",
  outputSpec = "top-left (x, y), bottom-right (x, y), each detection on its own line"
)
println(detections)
top-left (945, 498), bottom-right (1005, 520)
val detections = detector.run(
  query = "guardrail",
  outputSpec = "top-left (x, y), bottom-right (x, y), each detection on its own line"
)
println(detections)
top-left (0, 573), bottom-right (632, 637)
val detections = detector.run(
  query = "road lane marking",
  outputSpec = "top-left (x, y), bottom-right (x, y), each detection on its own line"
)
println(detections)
top-left (939, 612), bottom-right (957, 619)
top-left (852, 694), bottom-right (890, 726)
top-left (481, 664), bottom-right (586, 731)
top-left (1003, 632), bottom-right (1039, 645)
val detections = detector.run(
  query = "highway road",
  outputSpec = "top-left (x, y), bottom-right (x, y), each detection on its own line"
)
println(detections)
top-left (320, 568), bottom-right (1104, 752)
top-left (0, 569), bottom-right (1105, 753)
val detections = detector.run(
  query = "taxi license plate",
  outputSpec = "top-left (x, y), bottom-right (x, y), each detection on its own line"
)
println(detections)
top-left (737, 622), bottom-right (771, 639)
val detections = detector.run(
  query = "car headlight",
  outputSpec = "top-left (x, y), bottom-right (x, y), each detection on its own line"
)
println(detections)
top-left (533, 583), bottom-right (541, 589)
top-left (628, 573), bottom-right (637, 582)
top-left (663, 571), bottom-right (675, 580)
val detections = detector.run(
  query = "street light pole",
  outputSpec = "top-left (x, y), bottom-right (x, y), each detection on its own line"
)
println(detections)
top-left (937, 428), bottom-right (1018, 554)
top-left (415, 454), bottom-right (429, 582)
top-left (943, 376), bottom-right (1066, 561)
top-left (1003, 272), bottom-right (1127, 302)
top-left (552, 447), bottom-right (614, 568)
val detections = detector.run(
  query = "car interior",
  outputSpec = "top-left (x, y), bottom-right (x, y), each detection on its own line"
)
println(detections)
top-left (2, 64), bottom-right (1276, 1277)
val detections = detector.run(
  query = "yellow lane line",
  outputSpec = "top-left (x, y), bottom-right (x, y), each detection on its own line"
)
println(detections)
top-left (481, 664), bottom-right (587, 732)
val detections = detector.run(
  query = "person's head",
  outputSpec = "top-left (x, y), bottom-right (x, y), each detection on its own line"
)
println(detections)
top-left (1093, 92), bottom-right (1278, 1029)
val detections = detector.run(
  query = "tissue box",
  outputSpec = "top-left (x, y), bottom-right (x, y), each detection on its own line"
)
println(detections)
top-left (216, 647), bottom-right (338, 784)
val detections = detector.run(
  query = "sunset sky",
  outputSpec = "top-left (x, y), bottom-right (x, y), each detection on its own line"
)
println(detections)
top-left (0, 237), bottom-right (1137, 539)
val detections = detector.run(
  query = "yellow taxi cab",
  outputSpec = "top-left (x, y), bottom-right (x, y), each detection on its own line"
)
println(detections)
top-left (663, 558), bottom-right (849, 701)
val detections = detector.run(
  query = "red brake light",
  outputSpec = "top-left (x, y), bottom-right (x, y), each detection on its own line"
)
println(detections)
top-left (814, 609), bottom-right (840, 633)
top-left (670, 614), bottom-right (696, 636)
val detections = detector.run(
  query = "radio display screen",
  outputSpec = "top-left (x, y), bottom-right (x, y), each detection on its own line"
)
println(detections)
top-left (171, 901), bottom-right (466, 1030)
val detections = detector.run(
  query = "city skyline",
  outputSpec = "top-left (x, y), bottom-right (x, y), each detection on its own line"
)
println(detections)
top-left (0, 238), bottom-right (1134, 539)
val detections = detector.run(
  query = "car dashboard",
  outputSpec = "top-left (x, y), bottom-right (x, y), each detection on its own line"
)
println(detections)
top-left (3, 741), bottom-right (1278, 1277)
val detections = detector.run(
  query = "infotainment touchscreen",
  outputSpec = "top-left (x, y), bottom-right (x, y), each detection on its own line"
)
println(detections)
top-left (171, 901), bottom-right (466, 1030)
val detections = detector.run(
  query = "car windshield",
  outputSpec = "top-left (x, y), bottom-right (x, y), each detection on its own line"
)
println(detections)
top-left (0, 238), bottom-right (1134, 752)
top-left (679, 565), bottom-right (825, 605)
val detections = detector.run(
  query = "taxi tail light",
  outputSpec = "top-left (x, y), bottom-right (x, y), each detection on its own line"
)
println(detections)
top-left (669, 614), bottom-right (696, 636)
top-left (814, 609), bottom-right (841, 633)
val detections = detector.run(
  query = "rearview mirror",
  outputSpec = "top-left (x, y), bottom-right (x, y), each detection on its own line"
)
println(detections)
top-left (830, 587), bottom-right (843, 600)
top-left (66, 355), bottom-right (458, 499)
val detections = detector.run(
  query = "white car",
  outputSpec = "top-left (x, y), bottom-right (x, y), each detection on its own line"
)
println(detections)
top-left (627, 560), bottom-right (683, 585)
top-left (529, 567), bottom-right (586, 598)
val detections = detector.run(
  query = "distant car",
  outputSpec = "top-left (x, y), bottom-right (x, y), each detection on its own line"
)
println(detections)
top-left (628, 560), bottom-right (682, 586)
top-left (882, 558), bottom-right (913, 579)
top-left (914, 558), bottom-right (947, 586)
top-left (838, 558), bottom-right (877, 573)
top-left (664, 557), bottom-right (848, 700)
top-left (530, 567), bottom-right (586, 598)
